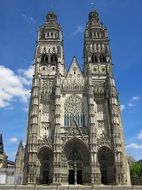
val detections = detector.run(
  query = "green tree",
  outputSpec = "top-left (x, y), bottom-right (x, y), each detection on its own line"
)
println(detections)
top-left (130, 163), bottom-right (142, 177)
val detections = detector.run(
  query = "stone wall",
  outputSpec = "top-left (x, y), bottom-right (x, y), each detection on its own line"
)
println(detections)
top-left (0, 168), bottom-right (15, 185)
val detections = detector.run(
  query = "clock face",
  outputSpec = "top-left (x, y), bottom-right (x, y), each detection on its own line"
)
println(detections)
top-left (65, 95), bottom-right (82, 115)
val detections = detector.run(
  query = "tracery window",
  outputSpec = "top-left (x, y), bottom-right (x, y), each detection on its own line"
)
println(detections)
top-left (64, 95), bottom-right (85, 127)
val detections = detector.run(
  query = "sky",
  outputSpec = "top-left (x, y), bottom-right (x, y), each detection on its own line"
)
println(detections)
top-left (0, 0), bottom-right (142, 161)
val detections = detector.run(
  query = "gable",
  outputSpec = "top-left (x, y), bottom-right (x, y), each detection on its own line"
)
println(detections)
top-left (62, 57), bottom-right (84, 91)
top-left (66, 56), bottom-right (83, 80)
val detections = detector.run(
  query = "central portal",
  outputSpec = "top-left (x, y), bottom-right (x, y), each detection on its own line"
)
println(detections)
top-left (63, 138), bottom-right (91, 184)
top-left (69, 170), bottom-right (75, 184)
top-left (68, 169), bottom-right (82, 184)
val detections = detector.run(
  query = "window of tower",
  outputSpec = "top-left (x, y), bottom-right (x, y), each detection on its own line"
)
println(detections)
top-left (41, 54), bottom-right (48, 64)
top-left (91, 55), bottom-right (94, 63)
top-left (100, 55), bottom-right (103, 63)
top-left (102, 67), bottom-right (105, 73)
top-left (41, 33), bottom-right (45, 39)
top-left (103, 56), bottom-right (106, 62)
top-left (51, 32), bottom-right (53, 37)
top-left (95, 56), bottom-right (97, 63)
top-left (45, 32), bottom-right (49, 38)
top-left (94, 67), bottom-right (97, 72)
top-left (89, 32), bottom-right (92, 38)
top-left (51, 54), bottom-right (58, 64)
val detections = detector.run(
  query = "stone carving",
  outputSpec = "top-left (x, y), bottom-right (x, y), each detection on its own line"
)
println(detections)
top-left (98, 121), bottom-right (104, 128)
top-left (97, 132), bottom-right (111, 148)
top-left (42, 104), bottom-right (49, 113)
top-left (38, 135), bottom-right (52, 149)
top-left (97, 104), bottom-right (104, 112)
top-left (41, 79), bottom-right (53, 102)
top-left (93, 81), bottom-right (105, 94)
top-left (68, 125), bottom-right (81, 136)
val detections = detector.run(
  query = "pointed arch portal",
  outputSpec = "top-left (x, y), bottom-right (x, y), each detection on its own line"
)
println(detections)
top-left (37, 146), bottom-right (53, 185)
top-left (63, 138), bottom-right (91, 184)
top-left (98, 146), bottom-right (115, 185)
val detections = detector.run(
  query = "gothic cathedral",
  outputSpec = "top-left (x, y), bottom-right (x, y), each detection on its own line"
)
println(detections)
top-left (15, 10), bottom-right (131, 185)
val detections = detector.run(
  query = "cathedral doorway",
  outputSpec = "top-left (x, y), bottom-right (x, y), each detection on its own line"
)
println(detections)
top-left (69, 170), bottom-right (75, 184)
top-left (98, 146), bottom-right (115, 185)
top-left (37, 146), bottom-right (53, 185)
top-left (42, 170), bottom-right (49, 184)
top-left (63, 138), bottom-right (91, 184)
top-left (68, 169), bottom-right (83, 184)
top-left (77, 170), bottom-right (83, 184)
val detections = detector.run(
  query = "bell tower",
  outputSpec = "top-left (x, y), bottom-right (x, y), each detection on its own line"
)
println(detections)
top-left (37, 12), bottom-right (65, 76)
top-left (84, 10), bottom-right (110, 78)
top-left (84, 10), bottom-right (131, 185)
top-left (23, 12), bottom-right (65, 184)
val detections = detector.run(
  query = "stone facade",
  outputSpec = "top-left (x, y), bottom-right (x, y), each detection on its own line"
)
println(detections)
top-left (16, 10), bottom-right (131, 185)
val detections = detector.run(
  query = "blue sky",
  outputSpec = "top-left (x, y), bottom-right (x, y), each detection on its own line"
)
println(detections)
top-left (0, 0), bottom-right (142, 161)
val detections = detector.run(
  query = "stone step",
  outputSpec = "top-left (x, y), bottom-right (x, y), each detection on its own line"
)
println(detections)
top-left (0, 185), bottom-right (142, 190)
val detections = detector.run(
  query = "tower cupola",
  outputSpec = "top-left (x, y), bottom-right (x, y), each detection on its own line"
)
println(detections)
top-left (88, 10), bottom-right (100, 26)
top-left (46, 12), bottom-right (57, 23)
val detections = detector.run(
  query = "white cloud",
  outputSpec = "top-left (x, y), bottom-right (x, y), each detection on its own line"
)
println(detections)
top-left (126, 143), bottom-right (142, 149)
top-left (72, 25), bottom-right (84, 36)
top-left (130, 96), bottom-right (140, 101)
top-left (128, 103), bottom-right (135, 107)
top-left (18, 65), bottom-right (34, 86)
top-left (0, 65), bottom-right (33, 108)
top-left (127, 95), bottom-right (140, 108)
top-left (21, 13), bottom-right (35, 25)
top-left (9, 137), bottom-right (18, 143)
top-left (137, 130), bottom-right (142, 140)
top-left (120, 104), bottom-right (126, 111)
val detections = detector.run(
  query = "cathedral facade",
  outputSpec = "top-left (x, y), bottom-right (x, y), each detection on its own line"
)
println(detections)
top-left (16, 10), bottom-right (131, 185)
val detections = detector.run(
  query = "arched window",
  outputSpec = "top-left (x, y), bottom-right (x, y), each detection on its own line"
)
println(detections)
top-left (41, 53), bottom-right (48, 64)
top-left (95, 56), bottom-right (97, 63)
top-left (64, 95), bottom-right (84, 127)
top-left (46, 32), bottom-right (49, 38)
top-left (89, 32), bottom-right (92, 38)
top-left (103, 55), bottom-right (106, 62)
top-left (50, 54), bottom-right (58, 64)
top-left (91, 55), bottom-right (94, 63)
top-left (100, 55), bottom-right (103, 63)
